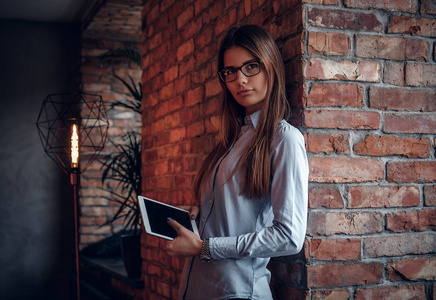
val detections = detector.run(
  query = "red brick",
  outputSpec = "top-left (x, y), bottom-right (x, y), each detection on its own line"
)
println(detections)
top-left (353, 135), bottom-right (431, 158)
top-left (305, 58), bottom-right (381, 82)
top-left (312, 289), bottom-right (350, 300)
top-left (310, 238), bottom-right (361, 260)
top-left (309, 211), bottom-right (383, 235)
top-left (186, 120), bottom-right (205, 139)
top-left (386, 209), bottom-right (436, 232)
top-left (181, 17), bottom-right (202, 41)
top-left (174, 75), bottom-right (191, 96)
top-left (307, 262), bottom-right (382, 287)
top-left (159, 82), bottom-right (174, 101)
top-left (178, 107), bottom-right (200, 125)
top-left (387, 257), bottom-right (436, 281)
top-left (302, 0), bottom-right (339, 4)
top-left (307, 7), bottom-right (383, 31)
top-left (204, 115), bottom-right (219, 134)
top-left (195, 44), bottom-right (216, 66)
top-left (267, 7), bottom-right (303, 41)
top-left (176, 5), bottom-right (194, 29)
top-left (421, 0), bottom-right (436, 14)
top-left (185, 86), bottom-right (204, 107)
top-left (405, 62), bottom-right (436, 87)
top-left (424, 185), bottom-right (436, 206)
top-left (184, 155), bottom-right (203, 173)
top-left (305, 110), bottom-right (380, 129)
top-left (309, 185), bottom-right (344, 209)
top-left (168, 95), bottom-right (184, 112)
top-left (383, 61), bottom-right (405, 86)
top-left (282, 34), bottom-right (303, 61)
top-left (348, 185), bottom-right (420, 208)
top-left (163, 65), bottom-right (178, 83)
top-left (194, 29), bottom-right (213, 49)
top-left (344, 0), bottom-right (417, 13)
top-left (307, 31), bottom-right (351, 56)
top-left (387, 161), bottom-right (436, 183)
top-left (214, 8), bottom-right (237, 37)
top-left (309, 157), bottom-right (384, 183)
top-left (389, 15), bottom-right (436, 37)
top-left (355, 35), bottom-right (429, 61)
top-left (306, 132), bottom-right (350, 154)
top-left (194, 0), bottom-right (213, 15)
top-left (81, 206), bottom-right (112, 217)
top-left (81, 65), bottom-right (112, 75)
top-left (192, 62), bottom-right (213, 85)
top-left (179, 55), bottom-right (195, 77)
top-left (82, 83), bottom-right (111, 92)
top-left (369, 87), bottom-right (436, 112)
top-left (153, 132), bottom-right (170, 147)
top-left (177, 38), bottom-right (194, 61)
top-left (205, 78), bottom-right (222, 98)
top-left (169, 127), bottom-right (186, 143)
top-left (364, 234), bottom-right (434, 257)
top-left (355, 285), bottom-right (426, 300)
top-left (384, 113), bottom-right (436, 134)
top-left (200, 0), bottom-right (224, 24)
top-left (305, 83), bottom-right (364, 107)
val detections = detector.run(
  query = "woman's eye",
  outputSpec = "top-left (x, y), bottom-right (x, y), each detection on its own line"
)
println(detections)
top-left (246, 63), bottom-right (258, 70)
top-left (225, 69), bottom-right (235, 75)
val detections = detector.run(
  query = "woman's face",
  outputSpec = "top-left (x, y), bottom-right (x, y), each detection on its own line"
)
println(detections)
top-left (223, 46), bottom-right (268, 115)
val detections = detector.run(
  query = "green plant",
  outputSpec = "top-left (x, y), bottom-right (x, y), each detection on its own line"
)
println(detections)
top-left (100, 47), bottom-right (142, 113)
top-left (101, 132), bottom-right (142, 233)
top-left (98, 47), bottom-right (143, 234)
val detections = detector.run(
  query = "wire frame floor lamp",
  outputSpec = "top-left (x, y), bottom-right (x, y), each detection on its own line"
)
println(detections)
top-left (36, 92), bottom-right (109, 300)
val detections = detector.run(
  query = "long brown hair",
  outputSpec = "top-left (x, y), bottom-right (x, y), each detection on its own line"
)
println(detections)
top-left (193, 25), bottom-right (289, 201)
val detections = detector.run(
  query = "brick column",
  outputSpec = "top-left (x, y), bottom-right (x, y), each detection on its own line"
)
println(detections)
top-left (303, 0), bottom-right (436, 298)
top-left (140, 0), bottom-right (435, 299)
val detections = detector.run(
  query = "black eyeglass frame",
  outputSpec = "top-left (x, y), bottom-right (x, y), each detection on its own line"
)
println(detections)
top-left (217, 60), bottom-right (263, 83)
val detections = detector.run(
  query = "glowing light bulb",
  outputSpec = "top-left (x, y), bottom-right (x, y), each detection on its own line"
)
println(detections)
top-left (71, 124), bottom-right (79, 169)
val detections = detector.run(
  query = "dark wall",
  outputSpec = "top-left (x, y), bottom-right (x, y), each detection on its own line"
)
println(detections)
top-left (0, 20), bottom-right (80, 300)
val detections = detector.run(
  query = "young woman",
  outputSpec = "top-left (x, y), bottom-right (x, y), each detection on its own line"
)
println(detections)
top-left (165, 25), bottom-right (308, 300)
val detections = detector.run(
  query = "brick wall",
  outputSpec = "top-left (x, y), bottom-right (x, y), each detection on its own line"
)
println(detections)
top-left (303, 0), bottom-right (436, 299)
top-left (140, 0), bottom-right (304, 298)
top-left (139, 0), bottom-right (435, 299)
top-left (80, 37), bottom-right (142, 247)
top-left (79, 0), bottom-right (142, 248)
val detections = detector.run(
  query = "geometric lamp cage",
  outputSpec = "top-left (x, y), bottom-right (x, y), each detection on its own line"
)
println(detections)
top-left (36, 92), bottom-right (109, 174)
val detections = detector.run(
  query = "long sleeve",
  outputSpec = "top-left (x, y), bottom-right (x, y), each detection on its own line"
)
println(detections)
top-left (209, 122), bottom-right (308, 259)
top-left (179, 112), bottom-right (308, 300)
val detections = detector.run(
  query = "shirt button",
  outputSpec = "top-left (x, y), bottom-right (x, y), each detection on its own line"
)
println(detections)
top-left (202, 218), bottom-right (205, 223)
top-left (209, 200), bottom-right (212, 204)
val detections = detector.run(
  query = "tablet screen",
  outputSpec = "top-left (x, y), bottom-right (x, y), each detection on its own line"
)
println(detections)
top-left (138, 196), bottom-right (198, 240)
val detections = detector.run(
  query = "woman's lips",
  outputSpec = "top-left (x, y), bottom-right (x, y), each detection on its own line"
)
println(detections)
top-left (238, 89), bottom-right (253, 96)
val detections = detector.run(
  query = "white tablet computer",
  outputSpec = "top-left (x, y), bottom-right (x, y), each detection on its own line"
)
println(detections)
top-left (138, 195), bottom-right (199, 240)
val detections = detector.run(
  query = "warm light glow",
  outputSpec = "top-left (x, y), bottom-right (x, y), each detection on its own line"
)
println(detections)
top-left (71, 124), bottom-right (79, 168)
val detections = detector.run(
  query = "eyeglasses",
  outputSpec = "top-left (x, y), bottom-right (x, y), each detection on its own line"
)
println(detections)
top-left (218, 60), bottom-right (262, 83)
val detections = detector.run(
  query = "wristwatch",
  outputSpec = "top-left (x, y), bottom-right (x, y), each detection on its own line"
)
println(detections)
top-left (199, 238), bottom-right (212, 262)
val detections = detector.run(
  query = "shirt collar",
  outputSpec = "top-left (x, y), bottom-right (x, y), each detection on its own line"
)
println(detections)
top-left (243, 110), bottom-right (261, 129)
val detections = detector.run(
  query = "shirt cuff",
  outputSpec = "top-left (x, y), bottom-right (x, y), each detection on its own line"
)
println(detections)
top-left (209, 236), bottom-right (239, 260)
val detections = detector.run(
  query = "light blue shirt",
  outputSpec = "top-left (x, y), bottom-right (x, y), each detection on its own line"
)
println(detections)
top-left (179, 110), bottom-right (309, 300)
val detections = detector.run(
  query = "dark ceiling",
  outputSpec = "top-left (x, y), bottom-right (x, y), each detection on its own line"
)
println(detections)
top-left (0, 0), bottom-right (96, 23)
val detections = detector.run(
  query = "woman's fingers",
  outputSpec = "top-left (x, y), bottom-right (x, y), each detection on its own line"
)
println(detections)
top-left (178, 205), bottom-right (200, 220)
top-left (189, 206), bottom-right (199, 219)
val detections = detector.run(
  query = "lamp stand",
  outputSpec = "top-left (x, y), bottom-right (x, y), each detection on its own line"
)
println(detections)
top-left (71, 169), bottom-right (81, 300)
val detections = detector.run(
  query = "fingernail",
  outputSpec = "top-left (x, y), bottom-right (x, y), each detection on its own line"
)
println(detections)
top-left (167, 217), bottom-right (173, 222)
top-left (191, 214), bottom-right (196, 219)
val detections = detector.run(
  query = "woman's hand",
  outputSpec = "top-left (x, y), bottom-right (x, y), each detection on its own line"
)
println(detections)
top-left (165, 218), bottom-right (203, 257)
top-left (179, 206), bottom-right (199, 220)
